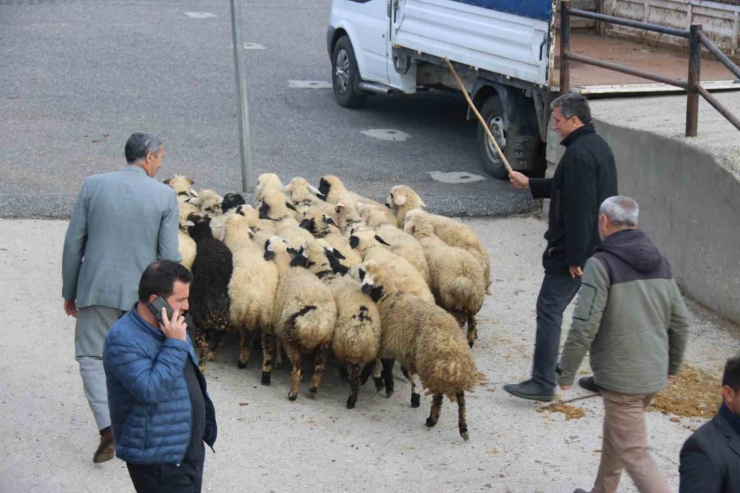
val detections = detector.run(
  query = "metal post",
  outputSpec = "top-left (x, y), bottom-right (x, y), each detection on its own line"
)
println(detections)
top-left (560, 0), bottom-right (571, 95)
top-left (230, 0), bottom-right (254, 193)
top-left (686, 23), bottom-right (702, 137)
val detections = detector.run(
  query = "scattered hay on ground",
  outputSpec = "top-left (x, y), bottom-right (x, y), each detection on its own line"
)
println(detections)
top-left (537, 401), bottom-right (586, 420)
top-left (648, 365), bottom-right (722, 419)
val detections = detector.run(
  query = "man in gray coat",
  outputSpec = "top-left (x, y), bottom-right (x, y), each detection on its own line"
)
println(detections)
top-left (62, 132), bottom-right (181, 463)
top-left (555, 196), bottom-right (690, 493)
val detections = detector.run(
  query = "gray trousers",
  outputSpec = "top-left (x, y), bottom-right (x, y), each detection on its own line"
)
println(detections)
top-left (75, 305), bottom-right (123, 431)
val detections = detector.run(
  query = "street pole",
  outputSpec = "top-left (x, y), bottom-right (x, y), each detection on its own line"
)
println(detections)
top-left (230, 0), bottom-right (254, 193)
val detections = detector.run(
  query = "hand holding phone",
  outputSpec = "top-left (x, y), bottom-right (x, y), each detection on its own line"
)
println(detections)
top-left (147, 297), bottom-right (187, 341)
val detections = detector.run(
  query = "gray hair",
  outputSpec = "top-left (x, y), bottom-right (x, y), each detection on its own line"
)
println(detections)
top-left (550, 93), bottom-right (592, 124)
top-left (124, 132), bottom-right (163, 164)
top-left (600, 196), bottom-right (639, 227)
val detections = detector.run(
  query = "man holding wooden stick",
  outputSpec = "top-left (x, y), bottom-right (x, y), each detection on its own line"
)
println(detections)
top-left (503, 93), bottom-right (618, 402)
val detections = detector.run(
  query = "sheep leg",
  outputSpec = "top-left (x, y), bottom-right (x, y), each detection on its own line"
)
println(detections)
top-left (309, 348), bottom-right (328, 394)
top-left (372, 359), bottom-right (384, 392)
top-left (457, 391), bottom-right (469, 441)
top-left (195, 327), bottom-right (209, 373)
top-left (425, 393), bottom-right (444, 428)
top-left (260, 331), bottom-right (275, 386)
top-left (452, 310), bottom-right (467, 330)
top-left (274, 338), bottom-right (284, 369)
top-left (207, 330), bottom-right (226, 362)
top-left (346, 363), bottom-right (361, 409)
top-left (403, 368), bottom-right (421, 408)
top-left (359, 360), bottom-right (375, 385)
top-left (238, 329), bottom-right (252, 369)
top-left (285, 342), bottom-right (302, 401)
top-left (466, 312), bottom-right (478, 348)
top-left (381, 358), bottom-right (395, 397)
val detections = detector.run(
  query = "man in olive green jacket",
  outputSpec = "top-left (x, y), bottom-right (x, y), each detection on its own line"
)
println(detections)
top-left (556, 196), bottom-right (690, 493)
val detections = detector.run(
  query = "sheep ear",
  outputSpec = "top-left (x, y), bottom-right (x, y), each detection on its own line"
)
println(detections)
top-left (361, 283), bottom-right (373, 295)
top-left (187, 197), bottom-right (198, 204)
top-left (349, 236), bottom-right (359, 249)
top-left (236, 205), bottom-right (244, 215)
top-left (358, 267), bottom-right (366, 281)
top-left (217, 196), bottom-right (224, 204)
top-left (286, 201), bottom-right (298, 212)
top-left (299, 218), bottom-right (313, 230)
top-left (331, 248), bottom-right (346, 260)
top-left (287, 247), bottom-right (298, 256)
top-left (404, 221), bottom-right (415, 234)
top-left (263, 250), bottom-right (275, 261)
top-left (163, 177), bottom-right (172, 185)
top-left (374, 235), bottom-right (390, 246)
top-left (246, 228), bottom-right (255, 238)
top-left (188, 179), bottom-right (195, 185)
top-left (307, 184), bottom-right (322, 196)
top-left (419, 198), bottom-right (427, 207)
top-left (325, 217), bottom-right (338, 228)
top-left (183, 220), bottom-right (195, 227)
top-left (189, 189), bottom-right (199, 198)
top-left (393, 194), bottom-right (407, 206)
top-left (290, 255), bottom-right (308, 268)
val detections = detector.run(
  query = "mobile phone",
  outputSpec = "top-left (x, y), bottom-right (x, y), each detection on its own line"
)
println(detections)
top-left (147, 296), bottom-right (174, 327)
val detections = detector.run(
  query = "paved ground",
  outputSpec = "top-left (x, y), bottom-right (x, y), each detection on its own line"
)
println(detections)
top-left (0, 0), bottom-right (533, 219)
top-left (1, 216), bottom-right (737, 493)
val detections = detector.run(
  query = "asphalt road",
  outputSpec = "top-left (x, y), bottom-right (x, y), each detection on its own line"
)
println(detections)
top-left (0, 0), bottom-right (535, 219)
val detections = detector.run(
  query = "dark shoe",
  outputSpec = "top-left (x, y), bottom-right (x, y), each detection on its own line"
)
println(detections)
top-left (503, 380), bottom-right (554, 402)
top-left (573, 489), bottom-right (589, 493)
top-left (93, 429), bottom-right (115, 463)
top-left (578, 376), bottom-right (601, 393)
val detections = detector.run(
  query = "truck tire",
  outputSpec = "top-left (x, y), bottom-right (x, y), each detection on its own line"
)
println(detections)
top-left (332, 36), bottom-right (366, 108)
top-left (476, 95), bottom-right (509, 180)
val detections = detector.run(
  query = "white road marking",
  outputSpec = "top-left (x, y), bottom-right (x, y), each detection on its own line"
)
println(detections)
top-left (427, 171), bottom-right (486, 184)
top-left (360, 129), bottom-right (410, 142)
top-left (288, 80), bottom-right (332, 89)
top-left (244, 43), bottom-right (266, 50)
top-left (184, 12), bottom-right (217, 19)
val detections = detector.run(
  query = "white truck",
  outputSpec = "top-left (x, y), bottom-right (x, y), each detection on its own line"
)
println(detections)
top-left (327, 0), bottom-right (740, 179)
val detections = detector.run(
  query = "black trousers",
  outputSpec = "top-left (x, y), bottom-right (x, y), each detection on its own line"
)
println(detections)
top-left (126, 442), bottom-right (205, 493)
top-left (531, 272), bottom-right (581, 391)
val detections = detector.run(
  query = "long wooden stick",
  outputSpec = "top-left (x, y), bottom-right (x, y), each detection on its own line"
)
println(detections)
top-left (443, 57), bottom-right (514, 175)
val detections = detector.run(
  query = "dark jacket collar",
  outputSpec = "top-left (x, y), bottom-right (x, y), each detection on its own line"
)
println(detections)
top-left (720, 403), bottom-right (740, 437)
top-left (561, 122), bottom-right (596, 147)
top-left (129, 303), bottom-right (166, 341)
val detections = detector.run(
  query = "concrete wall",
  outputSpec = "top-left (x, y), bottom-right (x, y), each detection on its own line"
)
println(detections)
top-left (558, 120), bottom-right (740, 324)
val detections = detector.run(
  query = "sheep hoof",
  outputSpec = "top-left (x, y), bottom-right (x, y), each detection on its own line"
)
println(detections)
top-left (411, 393), bottom-right (421, 408)
top-left (460, 428), bottom-right (469, 441)
top-left (373, 377), bottom-right (384, 393)
top-left (207, 352), bottom-right (217, 362)
top-left (385, 390), bottom-right (394, 398)
top-left (238, 360), bottom-right (248, 369)
top-left (261, 372), bottom-right (271, 386)
top-left (468, 340), bottom-right (474, 348)
top-left (425, 417), bottom-right (437, 428)
top-left (288, 392), bottom-right (298, 401)
top-left (346, 398), bottom-right (357, 409)
top-left (309, 386), bottom-right (318, 394)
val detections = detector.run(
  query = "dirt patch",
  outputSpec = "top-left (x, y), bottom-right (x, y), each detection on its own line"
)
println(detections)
top-left (648, 365), bottom-right (722, 418)
top-left (537, 401), bottom-right (587, 421)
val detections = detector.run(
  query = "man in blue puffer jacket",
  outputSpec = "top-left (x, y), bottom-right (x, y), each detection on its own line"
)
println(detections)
top-left (103, 260), bottom-right (217, 493)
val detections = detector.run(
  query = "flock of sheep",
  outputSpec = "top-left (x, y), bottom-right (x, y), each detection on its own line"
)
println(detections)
top-left (165, 173), bottom-right (491, 441)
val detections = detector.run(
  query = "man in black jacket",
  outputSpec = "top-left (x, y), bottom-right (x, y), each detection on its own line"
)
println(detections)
top-left (679, 354), bottom-right (740, 493)
top-left (504, 93), bottom-right (618, 401)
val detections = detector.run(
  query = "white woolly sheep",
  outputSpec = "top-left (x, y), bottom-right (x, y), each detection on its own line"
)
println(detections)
top-left (405, 212), bottom-right (486, 347)
top-left (387, 185), bottom-right (491, 292)
top-left (254, 173), bottom-right (284, 204)
top-left (164, 174), bottom-right (197, 203)
top-left (355, 221), bottom-right (431, 287)
top-left (348, 227), bottom-right (434, 304)
top-left (177, 201), bottom-right (198, 271)
top-left (299, 209), bottom-right (363, 268)
top-left (223, 215), bottom-right (279, 372)
top-left (352, 261), bottom-right (484, 441)
top-left (189, 189), bottom-right (224, 216)
top-left (318, 175), bottom-right (384, 207)
top-left (258, 192), bottom-right (300, 222)
top-left (263, 237), bottom-right (337, 400)
top-left (283, 178), bottom-right (338, 221)
top-left (356, 202), bottom-right (399, 228)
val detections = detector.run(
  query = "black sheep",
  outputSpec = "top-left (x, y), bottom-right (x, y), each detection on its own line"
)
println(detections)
top-left (186, 213), bottom-right (234, 372)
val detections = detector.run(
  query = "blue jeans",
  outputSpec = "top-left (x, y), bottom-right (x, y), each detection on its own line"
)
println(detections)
top-left (531, 272), bottom-right (582, 391)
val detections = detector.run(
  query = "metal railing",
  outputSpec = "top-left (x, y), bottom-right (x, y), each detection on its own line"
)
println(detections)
top-left (559, 0), bottom-right (740, 136)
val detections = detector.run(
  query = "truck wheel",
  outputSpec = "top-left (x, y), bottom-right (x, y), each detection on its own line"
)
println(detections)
top-left (476, 95), bottom-right (509, 180)
top-left (332, 36), bottom-right (366, 108)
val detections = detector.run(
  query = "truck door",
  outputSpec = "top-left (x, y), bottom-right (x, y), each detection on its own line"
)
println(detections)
top-left (345, 0), bottom-right (390, 84)
top-left (387, 0), bottom-right (417, 92)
